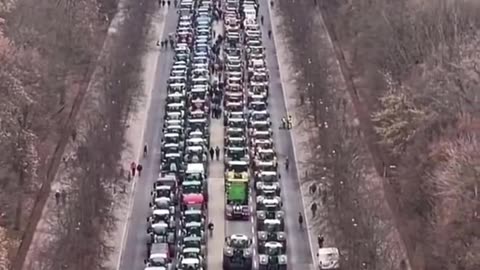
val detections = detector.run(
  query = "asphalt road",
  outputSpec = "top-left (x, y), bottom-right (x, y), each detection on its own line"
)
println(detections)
top-left (117, 8), bottom-right (178, 270)
top-left (259, 2), bottom-right (315, 269)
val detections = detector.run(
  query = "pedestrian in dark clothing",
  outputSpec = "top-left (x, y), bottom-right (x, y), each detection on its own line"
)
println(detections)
top-left (317, 235), bottom-right (324, 248)
top-left (158, 0), bottom-right (161, 6)
top-left (143, 144), bottom-right (148, 157)
top-left (309, 183), bottom-right (317, 195)
top-left (311, 202), bottom-right (318, 217)
top-left (162, 0), bottom-right (165, 6)
top-left (261, 15), bottom-right (264, 25)
top-left (209, 147), bottom-right (215, 160)
top-left (131, 161), bottom-right (137, 177)
top-left (268, 30), bottom-right (272, 39)
top-left (270, 0), bottom-right (274, 7)
top-left (167, 0), bottom-right (170, 6)
top-left (55, 190), bottom-right (61, 205)
top-left (137, 164), bottom-right (143, 177)
top-left (215, 146), bottom-right (220, 160)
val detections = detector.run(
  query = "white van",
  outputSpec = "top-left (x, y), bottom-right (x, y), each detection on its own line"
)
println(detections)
top-left (317, 247), bottom-right (340, 269)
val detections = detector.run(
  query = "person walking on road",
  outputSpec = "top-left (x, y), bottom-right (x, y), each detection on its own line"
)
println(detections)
top-left (260, 15), bottom-right (264, 25)
top-left (309, 183), bottom-right (317, 195)
top-left (281, 117), bottom-right (286, 129)
top-left (298, 212), bottom-right (303, 229)
top-left (137, 163), bottom-right (143, 177)
top-left (215, 146), bottom-right (220, 160)
top-left (208, 221), bottom-right (214, 237)
top-left (130, 162), bottom-right (137, 177)
top-left (209, 147), bottom-right (215, 160)
top-left (317, 235), bottom-right (325, 248)
top-left (268, 29), bottom-right (272, 39)
top-left (285, 157), bottom-right (289, 171)
top-left (55, 189), bottom-right (61, 205)
top-left (143, 144), bottom-right (148, 157)
top-left (311, 202), bottom-right (318, 217)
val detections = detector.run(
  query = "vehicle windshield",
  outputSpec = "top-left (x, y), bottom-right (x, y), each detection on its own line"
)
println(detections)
top-left (254, 133), bottom-right (270, 140)
top-left (185, 173), bottom-right (204, 181)
top-left (265, 245), bottom-right (280, 256)
top-left (258, 152), bottom-right (274, 160)
top-left (265, 222), bottom-right (280, 232)
top-left (253, 74), bottom-right (267, 81)
top-left (230, 238), bottom-right (248, 248)
top-left (190, 111), bottom-right (206, 119)
top-left (183, 239), bottom-right (201, 248)
top-left (251, 113), bottom-right (268, 121)
top-left (229, 119), bottom-right (245, 128)
top-left (228, 164), bottom-right (248, 172)
top-left (164, 136), bottom-right (180, 144)
top-left (227, 148), bottom-right (247, 158)
top-left (164, 146), bottom-right (180, 154)
top-left (183, 184), bottom-right (202, 194)
top-left (154, 188), bottom-right (170, 198)
top-left (180, 262), bottom-right (199, 269)
top-left (227, 130), bottom-right (243, 138)
top-left (152, 213), bottom-right (169, 223)
top-left (227, 140), bottom-right (245, 148)
top-left (184, 213), bottom-right (202, 223)
top-left (253, 124), bottom-right (269, 132)
top-left (251, 102), bottom-right (266, 111)
top-left (185, 225), bottom-right (202, 235)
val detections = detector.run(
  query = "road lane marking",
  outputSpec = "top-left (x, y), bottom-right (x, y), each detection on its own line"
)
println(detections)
top-left (116, 7), bottom-right (169, 270)
top-left (265, 3), bottom-right (318, 269)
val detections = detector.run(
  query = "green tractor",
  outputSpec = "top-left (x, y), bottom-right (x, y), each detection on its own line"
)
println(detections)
top-left (225, 178), bottom-right (250, 220)
top-left (257, 219), bottom-right (286, 253)
top-left (258, 241), bottom-right (287, 270)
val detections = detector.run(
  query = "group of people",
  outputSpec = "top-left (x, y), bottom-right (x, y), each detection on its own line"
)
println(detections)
top-left (54, 189), bottom-right (67, 205)
top-left (130, 161), bottom-right (144, 178)
top-left (209, 146), bottom-right (221, 161)
top-left (157, 33), bottom-right (176, 49)
top-left (157, 0), bottom-right (175, 7)
top-left (281, 115), bottom-right (293, 129)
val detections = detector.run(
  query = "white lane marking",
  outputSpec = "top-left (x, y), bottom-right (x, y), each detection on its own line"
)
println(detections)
top-left (266, 3), bottom-right (318, 268)
top-left (116, 7), bottom-right (169, 270)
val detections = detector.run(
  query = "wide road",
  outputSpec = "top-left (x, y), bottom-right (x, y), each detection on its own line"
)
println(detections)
top-left (117, 7), bottom-right (178, 270)
top-left (207, 18), bottom-right (227, 270)
top-left (260, 2), bottom-right (316, 269)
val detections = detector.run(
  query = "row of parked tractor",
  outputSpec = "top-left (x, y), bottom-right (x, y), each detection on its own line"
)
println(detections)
top-left (220, 1), bottom-right (287, 270)
top-left (145, 0), bottom-right (218, 269)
